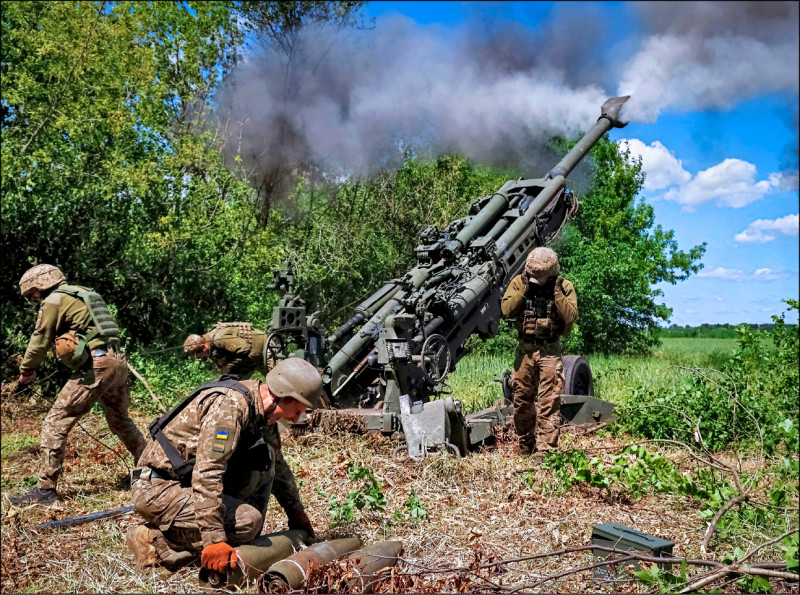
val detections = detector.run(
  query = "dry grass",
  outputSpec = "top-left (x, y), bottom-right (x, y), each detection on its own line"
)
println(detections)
top-left (1, 389), bottom-right (794, 594)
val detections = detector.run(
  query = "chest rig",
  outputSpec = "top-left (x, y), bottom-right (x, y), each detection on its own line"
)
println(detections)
top-left (521, 277), bottom-right (563, 341)
top-left (53, 285), bottom-right (120, 369)
top-left (213, 322), bottom-right (254, 352)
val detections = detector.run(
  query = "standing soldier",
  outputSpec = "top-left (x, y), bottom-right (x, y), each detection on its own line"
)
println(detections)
top-left (500, 248), bottom-right (578, 455)
top-left (11, 264), bottom-right (146, 504)
top-left (127, 358), bottom-right (320, 573)
top-left (183, 322), bottom-right (269, 378)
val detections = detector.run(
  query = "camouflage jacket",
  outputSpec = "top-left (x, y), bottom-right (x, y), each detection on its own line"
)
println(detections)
top-left (20, 282), bottom-right (108, 373)
top-left (137, 378), bottom-right (304, 547)
top-left (203, 323), bottom-right (268, 375)
top-left (501, 275), bottom-right (578, 340)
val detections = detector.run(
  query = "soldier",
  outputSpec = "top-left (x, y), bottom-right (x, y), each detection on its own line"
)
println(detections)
top-left (501, 248), bottom-right (578, 455)
top-left (10, 264), bottom-right (146, 505)
top-left (184, 322), bottom-right (269, 378)
top-left (126, 358), bottom-right (321, 573)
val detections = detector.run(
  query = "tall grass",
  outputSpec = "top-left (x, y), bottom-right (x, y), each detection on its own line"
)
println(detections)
top-left (449, 337), bottom-right (740, 413)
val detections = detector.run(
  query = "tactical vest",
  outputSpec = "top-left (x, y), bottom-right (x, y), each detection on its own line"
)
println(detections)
top-left (213, 322), bottom-right (254, 352)
top-left (54, 285), bottom-right (120, 342)
top-left (520, 277), bottom-right (563, 341)
top-left (147, 377), bottom-right (271, 493)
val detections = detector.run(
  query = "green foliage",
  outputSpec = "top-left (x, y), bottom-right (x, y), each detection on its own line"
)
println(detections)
top-left (783, 532), bottom-right (799, 574)
top-left (319, 462), bottom-right (387, 525)
top-left (556, 137), bottom-right (706, 355)
top-left (633, 560), bottom-right (690, 593)
top-left (619, 302), bottom-right (799, 452)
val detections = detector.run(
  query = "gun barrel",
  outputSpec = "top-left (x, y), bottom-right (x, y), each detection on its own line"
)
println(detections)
top-left (496, 96), bottom-right (629, 271)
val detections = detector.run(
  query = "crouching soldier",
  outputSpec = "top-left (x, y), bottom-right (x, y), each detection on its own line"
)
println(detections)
top-left (126, 358), bottom-right (321, 573)
top-left (501, 248), bottom-right (578, 455)
top-left (11, 265), bottom-right (146, 505)
top-left (183, 322), bottom-right (269, 378)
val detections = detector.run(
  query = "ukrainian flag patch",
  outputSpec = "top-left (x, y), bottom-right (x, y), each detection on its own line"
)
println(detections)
top-left (210, 426), bottom-right (233, 460)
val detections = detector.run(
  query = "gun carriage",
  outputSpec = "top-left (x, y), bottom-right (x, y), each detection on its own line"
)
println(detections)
top-left (266, 97), bottom-right (629, 457)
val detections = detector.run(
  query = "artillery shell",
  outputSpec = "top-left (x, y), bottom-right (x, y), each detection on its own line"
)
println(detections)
top-left (347, 540), bottom-right (404, 593)
top-left (198, 529), bottom-right (308, 589)
top-left (263, 537), bottom-right (363, 592)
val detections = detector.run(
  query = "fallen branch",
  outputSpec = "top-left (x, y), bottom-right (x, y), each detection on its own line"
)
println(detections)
top-left (702, 493), bottom-right (748, 554)
top-left (127, 362), bottom-right (166, 413)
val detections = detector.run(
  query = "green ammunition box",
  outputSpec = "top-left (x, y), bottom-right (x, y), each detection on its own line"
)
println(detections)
top-left (591, 523), bottom-right (674, 580)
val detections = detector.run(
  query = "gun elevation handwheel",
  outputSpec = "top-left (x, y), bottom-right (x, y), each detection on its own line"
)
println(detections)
top-left (420, 334), bottom-right (451, 384)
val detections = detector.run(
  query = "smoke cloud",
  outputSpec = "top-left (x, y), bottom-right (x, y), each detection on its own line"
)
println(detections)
top-left (215, 2), bottom-right (798, 186)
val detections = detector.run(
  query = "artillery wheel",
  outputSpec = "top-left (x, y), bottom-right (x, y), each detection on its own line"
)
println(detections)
top-left (264, 332), bottom-right (285, 372)
top-left (420, 334), bottom-right (451, 384)
top-left (561, 355), bottom-right (594, 396)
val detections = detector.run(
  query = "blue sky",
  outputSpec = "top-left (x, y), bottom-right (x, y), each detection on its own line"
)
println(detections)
top-left (361, 1), bottom-right (799, 326)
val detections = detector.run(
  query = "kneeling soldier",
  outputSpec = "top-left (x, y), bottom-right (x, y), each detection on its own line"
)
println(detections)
top-left (127, 358), bottom-right (321, 573)
top-left (11, 264), bottom-right (146, 505)
top-left (183, 322), bottom-right (268, 378)
top-left (501, 248), bottom-right (578, 455)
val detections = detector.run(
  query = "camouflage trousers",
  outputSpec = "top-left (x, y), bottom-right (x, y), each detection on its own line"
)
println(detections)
top-left (131, 476), bottom-right (264, 552)
top-left (38, 350), bottom-right (146, 490)
top-left (511, 343), bottom-right (565, 452)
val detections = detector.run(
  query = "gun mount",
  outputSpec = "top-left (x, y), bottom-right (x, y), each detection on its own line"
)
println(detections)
top-left (270, 97), bottom-right (629, 456)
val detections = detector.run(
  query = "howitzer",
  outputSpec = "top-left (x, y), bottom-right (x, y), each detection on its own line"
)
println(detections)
top-left (274, 97), bottom-right (628, 455)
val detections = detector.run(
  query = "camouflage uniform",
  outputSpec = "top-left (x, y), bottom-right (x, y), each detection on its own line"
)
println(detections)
top-left (501, 274), bottom-right (578, 452)
top-left (21, 281), bottom-right (146, 490)
top-left (200, 323), bottom-right (268, 378)
top-left (132, 378), bottom-right (304, 554)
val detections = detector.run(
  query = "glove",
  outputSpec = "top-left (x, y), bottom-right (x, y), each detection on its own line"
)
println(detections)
top-left (287, 508), bottom-right (315, 540)
top-left (201, 542), bottom-right (237, 573)
top-left (18, 370), bottom-right (36, 385)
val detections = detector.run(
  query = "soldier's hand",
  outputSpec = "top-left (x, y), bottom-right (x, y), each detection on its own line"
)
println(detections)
top-left (201, 542), bottom-right (238, 573)
top-left (18, 370), bottom-right (36, 385)
top-left (287, 508), bottom-right (315, 541)
top-left (554, 277), bottom-right (564, 295)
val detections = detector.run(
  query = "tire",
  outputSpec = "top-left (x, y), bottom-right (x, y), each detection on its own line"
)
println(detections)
top-left (561, 355), bottom-right (594, 396)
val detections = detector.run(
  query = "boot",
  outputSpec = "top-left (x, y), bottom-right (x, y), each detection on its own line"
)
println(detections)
top-left (126, 523), bottom-right (196, 573)
top-left (9, 487), bottom-right (58, 505)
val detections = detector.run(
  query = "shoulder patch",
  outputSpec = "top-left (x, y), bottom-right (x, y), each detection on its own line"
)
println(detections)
top-left (210, 425), bottom-right (234, 459)
top-left (35, 307), bottom-right (43, 331)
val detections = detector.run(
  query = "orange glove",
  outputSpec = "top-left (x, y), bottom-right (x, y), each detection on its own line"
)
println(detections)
top-left (201, 542), bottom-right (238, 573)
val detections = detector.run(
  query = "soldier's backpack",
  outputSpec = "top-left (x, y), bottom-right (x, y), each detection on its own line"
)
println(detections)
top-left (147, 376), bottom-right (269, 487)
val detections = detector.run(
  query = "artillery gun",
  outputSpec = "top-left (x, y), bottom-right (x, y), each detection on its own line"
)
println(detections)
top-left (267, 97), bottom-right (628, 457)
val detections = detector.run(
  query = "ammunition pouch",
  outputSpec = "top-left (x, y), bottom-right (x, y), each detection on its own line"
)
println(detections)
top-left (55, 331), bottom-right (90, 371)
top-left (521, 313), bottom-right (558, 340)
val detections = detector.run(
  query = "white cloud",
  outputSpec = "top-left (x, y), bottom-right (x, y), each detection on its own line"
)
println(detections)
top-left (621, 139), bottom-right (691, 192)
top-left (698, 267), bottom-right (791, 281)
top-left (735, 213), bottom-right (799, 243)
top-left (685, 308), bottom-right (697, 314)
top-left (664, 159), bottom-right (780, 208)
top-left (623, 139), bottom-right (785, 210)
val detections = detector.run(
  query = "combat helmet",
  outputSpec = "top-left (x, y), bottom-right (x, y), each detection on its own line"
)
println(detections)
top-left (183, 334), bottom-right (206, 355)
top-left (19, 264), bottom-right (66, 296)
top-left (525, 247), bottom-right (559, 284)
top-left (266, 358), bottom-right (323, 409)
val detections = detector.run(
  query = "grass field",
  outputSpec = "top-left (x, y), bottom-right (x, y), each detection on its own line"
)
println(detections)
top-left (1, 336), bottom-right (796, 594)
top-left (449, 337), bottom-right (739, 413)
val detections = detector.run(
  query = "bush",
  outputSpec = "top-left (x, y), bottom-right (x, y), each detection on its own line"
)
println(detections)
top-left (618, 300), bottom-right (799, 452)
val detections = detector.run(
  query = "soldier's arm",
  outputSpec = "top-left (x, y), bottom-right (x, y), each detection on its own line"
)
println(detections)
top-left (500, 275), bottom-right (526, 318)
top-left (191, 391), bottom-right (249, 547)
top-left (554, 279), bottom-right (578, 333)
top-left (20, 296), bottom-right (61, 373)
top-left (268, 429), bottom-right (305, 514)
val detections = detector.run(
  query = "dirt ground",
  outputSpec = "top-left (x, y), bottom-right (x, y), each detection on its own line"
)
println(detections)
top-left (1, 387), bottom-right (796, 594)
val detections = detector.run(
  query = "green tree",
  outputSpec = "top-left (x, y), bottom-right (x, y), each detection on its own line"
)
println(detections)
top-left (558, 137), bottom-right (706, 354)
top-left (1, 1), bottom-right (271, 372)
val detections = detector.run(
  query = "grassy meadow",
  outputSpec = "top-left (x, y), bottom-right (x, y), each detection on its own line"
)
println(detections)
top-left (449, 337), bottom-right (739, 414)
